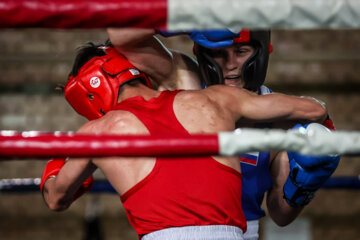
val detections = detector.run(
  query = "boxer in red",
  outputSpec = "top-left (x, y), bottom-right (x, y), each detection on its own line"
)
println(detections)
top-left (41, 43), bottom-right (327, 240)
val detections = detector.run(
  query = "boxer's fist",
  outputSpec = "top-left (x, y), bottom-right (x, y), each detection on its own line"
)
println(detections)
top-left (189, 29), bottom-right (239, 48)
top-left (283, 124), bottom-right (340, 207)
top-left (157, 29), bottom-right (241, 48)
top-left (40, 158), bottom-right (94, 200)
top-left (40, 158), bottom-right (65, 192)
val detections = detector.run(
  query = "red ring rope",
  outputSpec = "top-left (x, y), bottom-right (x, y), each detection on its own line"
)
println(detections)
top-left (0, 0), bottom-right (167, 29)
top-left (0, 131), bottom-right (219, 159)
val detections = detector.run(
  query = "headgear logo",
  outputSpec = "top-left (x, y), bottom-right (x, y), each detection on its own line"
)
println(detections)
top-left (129, 69), bottom-right (140, 76)
top-left (90, 77), bottom-right (101, 88)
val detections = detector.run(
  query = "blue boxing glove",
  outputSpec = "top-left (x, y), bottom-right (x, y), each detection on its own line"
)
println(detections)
top-left (189, 29), bottom-right (240, 48)
top-left (157, 29), bottom-right (241, 48)
top-left (283, 124), bottom-right (340, 207)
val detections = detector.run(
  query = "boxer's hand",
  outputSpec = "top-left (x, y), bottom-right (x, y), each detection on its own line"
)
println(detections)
top-left (283, 124), bottom-right (340, 207)
top-left (40, 158), bottom-right (94, 200)
top-left (40, 158), bottom-right (65, 192)
top-left (189, 29), bottom-right (239, 48)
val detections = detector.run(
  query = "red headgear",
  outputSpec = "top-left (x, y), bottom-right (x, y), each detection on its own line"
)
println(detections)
top-left (64, 47), bottom-right (152, 120)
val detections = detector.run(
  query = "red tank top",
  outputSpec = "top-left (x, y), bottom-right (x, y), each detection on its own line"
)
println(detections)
top-left (113, 90), bottom-right (246, 237)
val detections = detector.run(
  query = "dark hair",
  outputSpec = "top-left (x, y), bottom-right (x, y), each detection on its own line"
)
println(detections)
top-left (69, 40), bottom-right (113, 77)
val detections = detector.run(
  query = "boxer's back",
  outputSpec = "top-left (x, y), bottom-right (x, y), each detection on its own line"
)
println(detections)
top-left (89, 88), bottom-right (240, 196)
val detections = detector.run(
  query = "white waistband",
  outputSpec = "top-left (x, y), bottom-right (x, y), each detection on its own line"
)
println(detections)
top-left (243, 220), bottom-right (259, 240)
top-left (142, 225), bottom-right (244, 240)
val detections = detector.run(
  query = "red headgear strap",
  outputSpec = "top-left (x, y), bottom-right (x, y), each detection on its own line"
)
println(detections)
top-left (64, 48), bottom-right (152, 120)
top-left (234, 29), bottom-right (273, 53)
top-left (233, 29), bottom-right (251, 43)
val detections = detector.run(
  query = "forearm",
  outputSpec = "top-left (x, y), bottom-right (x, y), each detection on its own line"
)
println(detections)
top-left (107, 28), bottom-right (175, 87)
top-left (261, 94), bottom-right (327, 123)
top-left (266, 151), bottom-right (303, 226)
top-left (219, 86), bottom-right (327, 123)
top-left (266, 187), bottom-right (303, 226)
top-left (42, 158), bottom-right (96, 211)
top-left (107, 28), bottom-right (156, 49)
top-left (298, 96), bottom-right (328, 122)
top-left (42, 177), bottom-right (73, 211)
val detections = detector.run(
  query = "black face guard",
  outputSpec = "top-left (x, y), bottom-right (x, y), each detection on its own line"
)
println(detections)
top-left (195, 45), bottom-right (224, 87)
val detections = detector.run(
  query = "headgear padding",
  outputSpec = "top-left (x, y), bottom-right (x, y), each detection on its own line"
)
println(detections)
top-left (64, 48), bottom-right (152, 120)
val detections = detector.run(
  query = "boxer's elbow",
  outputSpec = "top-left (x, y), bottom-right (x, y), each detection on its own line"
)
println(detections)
top-left (301, 96), bottom-right (327, 123)
top-left (45, 190), bottom-right (72, 212)
top-left (309, 104), bottom-right (327, 123)
top-left (270, 211), bottom-right (297, 227)
top-left (47, 197), bottom-right (71, 212)
top-left (267, 203), bottom-right (301, 227)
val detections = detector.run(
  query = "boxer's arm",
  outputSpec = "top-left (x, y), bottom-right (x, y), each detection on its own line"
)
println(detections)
top-left (266, 151), bottom-right (303, 226)
top-left (42, 122), bottom-right (98, 211)
top-left (241, 93), bottom-right (327, 123)
top-left (41, 158), bottom-right (94, 200)
top-left (163, 50), bottom-right (202, 90)
top-left (267, 124), bottom-right (340, 225)
top-left (107, 28), bottom-right (180, 89)
top-left (43, 157), bottom-right (96, 211)
top-left (206, 85), bottom-right (327, 124)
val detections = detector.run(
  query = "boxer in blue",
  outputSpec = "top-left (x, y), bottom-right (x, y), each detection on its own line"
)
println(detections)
top-left (188, 29), bottom-right (339, 239)
top-left (107, 28), bottom-right (340, 240)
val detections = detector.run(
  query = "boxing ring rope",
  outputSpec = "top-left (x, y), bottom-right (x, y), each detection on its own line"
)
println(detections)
top-left (2, 128), bottom-right (359, 192)
top-left (1, 0), bottom-right (360, 30)
top-left (1, 128), bottom-right (360, 191)
top-left (1, 176), bottom-right (359, 194)
top-left (1, 128), bottom-right (360, 159)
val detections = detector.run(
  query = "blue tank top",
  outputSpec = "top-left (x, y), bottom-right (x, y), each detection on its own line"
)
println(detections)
top-left (239, 85), bottom-right (274, 220)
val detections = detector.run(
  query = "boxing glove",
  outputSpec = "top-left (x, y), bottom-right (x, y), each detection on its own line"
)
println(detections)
top-left (40, 158), bottom-right (94, 201)
top-left (157, 29), bottom-right (240, 48)
top-left (189, 29), bottom-right (240, 48)
top-left (283, 124), bottom-right (340, 207)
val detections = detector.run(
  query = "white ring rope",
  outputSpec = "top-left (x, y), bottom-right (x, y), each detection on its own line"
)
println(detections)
top-left (220, 127), bottom-right (360, 156)
top-left (168, 0), bottom-right (360, 30)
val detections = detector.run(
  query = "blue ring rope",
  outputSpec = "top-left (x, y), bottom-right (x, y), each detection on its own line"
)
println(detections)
top-left (1, 177), bottom-right (359, 193)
